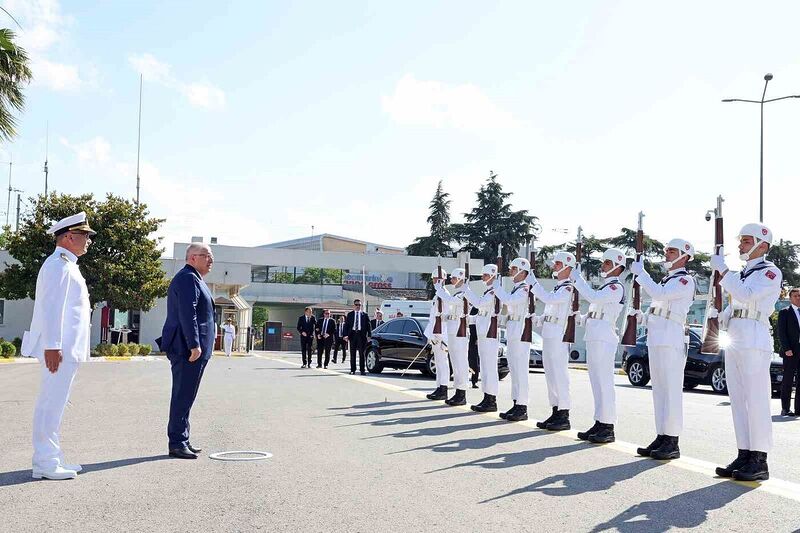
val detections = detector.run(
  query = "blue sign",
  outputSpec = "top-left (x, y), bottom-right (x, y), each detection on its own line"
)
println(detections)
top-left (267, 328), bottom-right (276, 334)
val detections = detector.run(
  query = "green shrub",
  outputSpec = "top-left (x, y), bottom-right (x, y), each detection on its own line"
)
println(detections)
top-left (128, 343), bottom-right (141, 356)
top-left (138, 344), bottom-right (152, 356)
top-left (0, 341), bottom-right (11, 358)
top-left (12, 337), bottom-right (22, 354)
top-left (3, 342), bottom-right (16, 357)
top-left (107, 344), bottom-right (119, 357)
top-left (117, 344), bottom-right (130, 356)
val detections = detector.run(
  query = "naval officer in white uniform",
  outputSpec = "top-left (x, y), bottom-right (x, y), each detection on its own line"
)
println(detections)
top-left (23, 212), bottom-right (95, 480)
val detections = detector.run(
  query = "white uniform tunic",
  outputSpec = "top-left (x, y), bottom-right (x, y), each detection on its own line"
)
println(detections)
top-left (636, 268), bottom-right (695, 437)
top-left (494, 280), bottom-right (532, 406)
top-left (424, 289), bottom-right (450, 387)
top-left (572, 274), bottom-right (625, 424)
top-left (222, 324), bottom-right (236, 356)
top-left (532, 279), bottom-right (574, 410)
top-left (464, 285), bottom-right (500, 396)
top-left (720, 258), bottom-right (782, 453)
top-left (435, 284), bottom-right (470, 390)
top-left (24, 246), bottom-right (91, 471)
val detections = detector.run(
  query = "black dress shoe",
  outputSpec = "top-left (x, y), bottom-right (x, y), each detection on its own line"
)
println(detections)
top-left (350, 371), bottom-right (355, 375)
top-left (169, 447), bottom-right (197, 459)
top-left (187, 444), bottom-right (202, 454)
top-left (781, 409), bottom-right (789, 416)
top-left (361, 371), bottom-right (366, 375)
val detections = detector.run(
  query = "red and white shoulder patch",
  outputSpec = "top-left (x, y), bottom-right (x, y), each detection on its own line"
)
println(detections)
top-left (610, 284), bottom-right (618, 291)
top-left (679, 278), bottom-right (689, 285)
top-left (565, 286), bottom-right (573, 292)
top-left (765, 270), bottom-right (777, 280)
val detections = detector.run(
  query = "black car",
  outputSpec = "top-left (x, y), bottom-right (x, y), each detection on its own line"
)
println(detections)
top-left (366, 317), bottom-right (510, 380)
top-left (622, 326), bottom-right (784, 395)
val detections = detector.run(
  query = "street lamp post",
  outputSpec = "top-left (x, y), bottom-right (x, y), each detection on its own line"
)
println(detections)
top-left (722, 73), bottom-right (800, 222)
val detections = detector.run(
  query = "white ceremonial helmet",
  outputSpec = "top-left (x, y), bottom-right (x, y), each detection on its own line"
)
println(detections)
top-left (481, 264), bottom-right (498, 277)
top-left (450, 267), bottom-right (467, 281)
top-left (431, 267), bottom-right (448, 279)
top-left (600, 248), bottom-right (627, 278)
top-left (548, 251), bottom-right (576, 278)
top-left (509, 257), bottom-right (531, 272)
top-left (661, 238), bottom-right (694, 270)
top-left (738, 223), bottom-right (773, 261)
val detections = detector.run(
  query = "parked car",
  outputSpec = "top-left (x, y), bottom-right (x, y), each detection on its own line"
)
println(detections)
top-left (366, 317), bottom-right (510, 380)
top-left (621, 325), bottom-right (784, 395)
top-left (499, 327), bottom-right (544, 367)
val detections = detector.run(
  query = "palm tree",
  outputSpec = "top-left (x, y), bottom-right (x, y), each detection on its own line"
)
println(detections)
top-left (0, 28), bottom-right (32, 141)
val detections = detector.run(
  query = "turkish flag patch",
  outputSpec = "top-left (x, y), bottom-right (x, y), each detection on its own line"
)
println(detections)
top-left (566, 286), bottom-right (573, 292)
top-left (610, 285), bottom-right (618, 291)
top-left (679, 278), bottom-right (688, 285)
top-left (765, 270), bottom-right (776, 280)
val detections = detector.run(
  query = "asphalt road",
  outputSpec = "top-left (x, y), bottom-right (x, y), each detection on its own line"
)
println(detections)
top-left (1, 352), bottom-right (799, 532)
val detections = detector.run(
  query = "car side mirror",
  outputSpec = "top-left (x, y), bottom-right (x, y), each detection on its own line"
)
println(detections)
top-left (409, 330), bottom-right (421, 337)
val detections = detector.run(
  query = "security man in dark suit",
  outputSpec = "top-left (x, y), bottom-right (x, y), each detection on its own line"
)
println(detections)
top-left (333, 316), bottom-right (347, 364)
top-left (468, 306), bottom-right (480, 389)
top-left (297, 307), bottom-right (317, 368)
top-left (370, 309), bottom-right (385, 331)
top-left (158, 243), bottom-right (216, 460)
top-left (344, 299), bottom-right (371, 375)
top-left (777, 288), bottom-right (800, 416)
top-left (316, 309), bottom-right (336, 368)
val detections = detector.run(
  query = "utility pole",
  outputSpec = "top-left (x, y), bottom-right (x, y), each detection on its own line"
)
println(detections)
top-left (136, 74), bottom-right (142, 204)
top-left (44, 122), bottom-right (49, 196)
top-left (15, 193), bottom-right (20, 231)
top-left (5, 154), bottom-right (11, 226)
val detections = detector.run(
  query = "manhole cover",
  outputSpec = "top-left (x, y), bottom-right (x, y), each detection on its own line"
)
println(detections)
top-left (208, 451), bottom-right (273, 462)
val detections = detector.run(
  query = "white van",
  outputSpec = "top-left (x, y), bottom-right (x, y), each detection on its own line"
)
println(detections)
top-left (380, 299), bottom-right (432, 318)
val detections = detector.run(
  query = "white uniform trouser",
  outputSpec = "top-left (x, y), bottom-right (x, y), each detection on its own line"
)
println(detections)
top-left (648, 345), bottom-right (686, 436)
top-left (432, 339), bottom-right (450, 387)
top-left (586, 340), bottom-right (617, 424)
top-left (725, 347), bottom-right (773, 452)
top-left (223, 335), bottom-right (234, 356)
top-left (477, 337), bottom-right (500, 396)
top-left (32, 361), bottom-right (79, 470)
top-left (446, 332), bottom-right (469, 390)
top-left (507, 337), bottom-right (532, 406)
top-left (542, 337), bottom-right (570, 409)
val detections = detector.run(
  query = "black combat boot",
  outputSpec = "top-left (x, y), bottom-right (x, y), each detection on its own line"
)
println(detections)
top-left (537, 406), bottom-right (558, 429)
top-left (636, 435), bottom-right (665, 457)
top-left (506, 404), bottom-right (528, 422)
top-left (546, 409), bottom-right (571, 431)
top-left (733, 451), bottom-right (769, 481)
top-left (715, 449), bottom-right (751, 478)
top-left (499, 400), bottom-right (518, 420)
top-left (471, 393), bottom-right (497, 413)
top-left (650, 435), bottom-right (680, 460)
top-left (426, 385), bottom-right (448, 400)
top-left (577, 421), bottom-right (601, 441)
top-left (589, 423), bottom-right (616, 444)
top-left (445, 389), bottom-right (467, 406)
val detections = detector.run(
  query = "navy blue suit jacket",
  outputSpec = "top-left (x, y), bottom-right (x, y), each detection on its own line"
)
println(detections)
top-left (159, 265), bottom-right (216, 361)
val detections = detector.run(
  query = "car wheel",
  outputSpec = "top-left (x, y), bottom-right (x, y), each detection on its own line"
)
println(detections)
top-left (420, 353), bottom-right (435, 377)
top-left (365, 349), bottom-right (383, 374)
top-left (627, 360), bottom-right (650, 387)
top-left (710, 365), bottom-right (727, 394)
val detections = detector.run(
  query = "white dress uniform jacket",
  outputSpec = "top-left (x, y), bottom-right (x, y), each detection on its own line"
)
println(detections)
top-left (636, 269), bottom-right (696, 347)
top-left (22, 246), bottom-right (91, 362)
top-left (720, 258), bottom-right (782, 351)
top-left (494, 280), bottom-right (531, 341)
top-left (463, 286), bottom-right (497, 338)
top-left (532, 280), bottom-right (574, 339)
top-left (435, 285), bottom-right (468, 331)
top-left (571, 275), bottom-right (625, 343)
top-left (424, 291), bottom-right (449, 340)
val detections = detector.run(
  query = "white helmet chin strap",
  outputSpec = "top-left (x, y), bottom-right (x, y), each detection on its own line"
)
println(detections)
top-left (551, 266), bottom-right (568, 279)
top-left (739, 239), bottom-right (763, 261)
top-left (663, 252), bottom-right (690, 271)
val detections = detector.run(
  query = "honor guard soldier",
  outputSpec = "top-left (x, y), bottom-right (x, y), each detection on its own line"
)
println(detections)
top-left (463, 264), bottom-right (501, 412)
top-left (435, 268), bottom-right (470, 406)
top-left (711, 223), bottom-right (781, 481)
top-left (529, 251), bottom-right (576, 431)
top-left (493, 257), bottom-right (533, 422)
top-left (425, 268), bottom-right (451, 400)
top-left (23, 212), bottom-right (96, 480)
top-left (570, 248), bottom-right (627, 443)
top-left (629, 239), bottom-right (696, 460)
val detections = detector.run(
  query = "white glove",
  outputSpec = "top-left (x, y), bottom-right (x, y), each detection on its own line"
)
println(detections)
top-left (706, 308), bottom-right (719, 320)
top-left (710, 254), bottom-right (728, 274)
top-left (575, 313), bottom-right (586, 327)
top-left (526, 271), bottom-right (538, 286)
top-left (629, 260), bottom-right (645, 276)
top-left (492, 278), bottom-right (502, 290)
top-left (569, 266), bottom-right (582, 282)
top-left (534, 315), bottom-right (544, 328)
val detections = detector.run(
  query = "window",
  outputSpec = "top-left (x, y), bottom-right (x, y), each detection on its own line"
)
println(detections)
top-left (401, 319), bottom-right (422, 336)
top-left (382, 320), bottom-right (404, 335)
top-left (251, 266), bottom-right (268, 283)
top-left (0, 299), bottom-right (4, 324)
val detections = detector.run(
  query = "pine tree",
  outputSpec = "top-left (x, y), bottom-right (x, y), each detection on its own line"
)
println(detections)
top-left (406, 179), bottom-right (453, 258)
top-left (768, 239), bottom-right (800, 288)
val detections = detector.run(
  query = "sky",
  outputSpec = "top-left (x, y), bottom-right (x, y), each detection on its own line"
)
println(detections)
top-left (1, 0), bottom-right (799, 258)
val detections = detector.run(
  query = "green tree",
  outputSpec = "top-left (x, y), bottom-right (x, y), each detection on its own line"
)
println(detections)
top-left (252, 306), bottom-right (268, 328)
top-left (296, 268), bottom-right (344, 284)
top-left (0, 29), bottom-right (32, 141)
top-left (452, 171), bottom-right (539, 272)
top-left (0, 193), bottom-right (169, 311)
top-left (406, 179), bottom-right (454, 258)
top-left (768, 239), bottom-right (800, 288)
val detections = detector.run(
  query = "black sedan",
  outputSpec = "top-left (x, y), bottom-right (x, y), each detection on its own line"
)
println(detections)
top-left (622, 326), bottom-right (784, 395)
top-left (366, 317), bottom-right (509, 380)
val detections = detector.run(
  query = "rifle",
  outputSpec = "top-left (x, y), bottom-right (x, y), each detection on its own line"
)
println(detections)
top-left (521, 248), bottom-right (536, 342)
top-left (701, 195), bottom-right (724, 354)
top-left (622, 212), bottom-right (645, 346)
top-left (562, 226), bottom-right (582, 343)
top-left (487, 244), bottom-right (503, 339)
top-left (457, 258), bottom-right (470, 338)
top-left (433, 264), bottom-right (443, 335)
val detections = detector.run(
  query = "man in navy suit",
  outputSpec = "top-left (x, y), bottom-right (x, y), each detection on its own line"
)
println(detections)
top-left (343, 299), bottom-right (372, 375)
top-left (158, 243), bottom-right (216, 459)
top-left (296, 307), bottom-right (316, 368)
top-left (778, 288), bottom-right (800, 416)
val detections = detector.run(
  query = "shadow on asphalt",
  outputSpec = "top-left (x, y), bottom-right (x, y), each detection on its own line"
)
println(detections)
top-left (332, 404), bottom-right (447, 419)
top-left (0, 455), bottom-right (170, 487)
top-left (326, 399), bottom-right (430, 411)
top-left (772, 414), bottom-right (800, 423)
top-left (483, 458), bottom-right (664, 502)
top-left (434, 441), bottom-right (589, 477)
top-left (341, 410), bottom-right (475, 429)
top-left (368, 419), bottom-right (509, 440)
top-left (391, 429), bottom-right (547, 456)
top-left (588, 481), bottom-right (753, 532)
